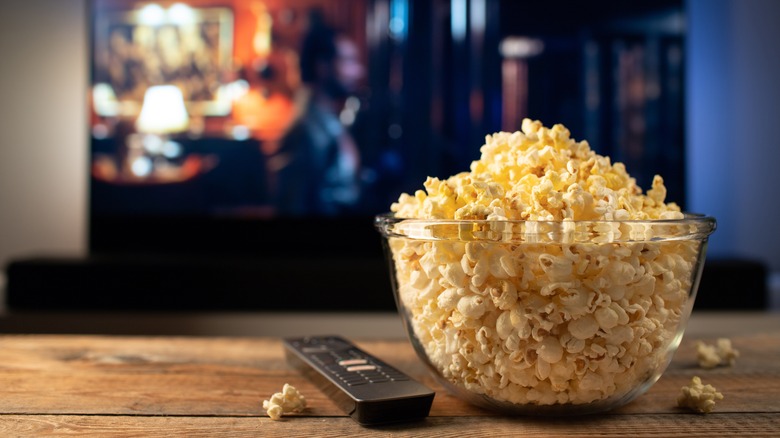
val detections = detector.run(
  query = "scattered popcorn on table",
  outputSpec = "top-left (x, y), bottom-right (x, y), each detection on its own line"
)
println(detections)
top-left (263, 383), bottom-right (307, 420)
top-left (387, 119), bottom-right (702, 407)
top-left (696, 338), bottom-right (739, 369)
top-left (677, 376), bottom-right (723, 413)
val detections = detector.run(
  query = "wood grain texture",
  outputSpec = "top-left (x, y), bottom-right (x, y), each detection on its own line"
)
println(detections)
top-left (0, 313), bottom-right (778, 436)
top-left (1, 414), bottom-right (779, 437)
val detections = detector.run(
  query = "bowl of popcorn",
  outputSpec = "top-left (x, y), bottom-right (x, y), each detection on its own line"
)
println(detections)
top-left (375, 119), bottom-right (716, 415)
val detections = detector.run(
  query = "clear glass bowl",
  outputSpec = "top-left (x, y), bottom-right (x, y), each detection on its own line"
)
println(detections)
top-left (375, 214), bottom-right (716, 415)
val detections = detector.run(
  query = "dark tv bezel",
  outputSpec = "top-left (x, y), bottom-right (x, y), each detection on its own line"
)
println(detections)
top-left (88, 214), bottom-right (385, 258)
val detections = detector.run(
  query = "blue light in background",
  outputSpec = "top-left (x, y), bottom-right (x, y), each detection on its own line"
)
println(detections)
top-left (686, 0), bottom-right (780, 272)
top-left (470, 0), bottom-right (485, 34)
top-left (686, 0), bottom-right (736, 256)
top-left (389, 0), bottom-right (408, 41)
top-left (451, 0), bottom-right (467, 42)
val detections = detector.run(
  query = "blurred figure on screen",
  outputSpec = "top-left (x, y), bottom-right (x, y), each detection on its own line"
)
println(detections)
top-left (271, 15), bottom-right (364, 216)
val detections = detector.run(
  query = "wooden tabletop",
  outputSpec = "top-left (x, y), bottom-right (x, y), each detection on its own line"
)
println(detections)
top-left (0, 312), bottom-right (778, 437)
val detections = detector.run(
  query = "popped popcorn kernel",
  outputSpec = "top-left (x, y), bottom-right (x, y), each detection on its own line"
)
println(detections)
top-left (263, 383), bottom-right (307, 420)
top-left (696, 338), bottom-right (740, 369)
top-left (677, 376), bottom-right (723, 413)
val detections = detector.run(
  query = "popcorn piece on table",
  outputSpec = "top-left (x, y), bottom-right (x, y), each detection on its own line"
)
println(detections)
top-left (715, 338), bottom-right (739, 366)
top-left (677, 376), bottom-right (723, 414)
top-left (696, 338), bottom-right (739, 369)
top-left (263, 383), bottom-right (307, 420)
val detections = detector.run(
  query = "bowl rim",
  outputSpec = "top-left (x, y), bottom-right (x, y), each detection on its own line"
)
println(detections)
top-left (375, 211), bottom-right (715, 223)
top-left (374, 212), bottom-right (717, 243)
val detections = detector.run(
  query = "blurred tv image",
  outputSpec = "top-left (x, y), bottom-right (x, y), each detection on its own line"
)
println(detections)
top-left (90, 0), bottom-right (372, 218)
top-left (89, 0), bottom-right (685, 223)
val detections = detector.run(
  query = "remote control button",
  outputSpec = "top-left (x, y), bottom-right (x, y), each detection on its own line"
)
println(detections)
top-left (388, 375), bottom-right (410, 381)
top-left (361, 372), bottom-right (387, 381)
top-left (385, 370), bottom-right (408, 378)
top-left (338, 359), bottom-right (368, 366)
top-left (346, 364), bottom-right (377, 372)
top-left (342, 373), bottom-right (366, 380)
top-left (341, 375), bottom-right (368, 383)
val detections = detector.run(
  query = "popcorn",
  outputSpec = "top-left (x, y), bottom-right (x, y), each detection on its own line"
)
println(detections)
top-left (391, 119), bottom-right (683, 221)
top-left (696, 338), bottom-right (739, 369)
top-left (677, 376), bottom-right (723, 413)
top-left (263, 384), bottom-right (307, 420)
top-left (386, 120), bottom-right (702, 408)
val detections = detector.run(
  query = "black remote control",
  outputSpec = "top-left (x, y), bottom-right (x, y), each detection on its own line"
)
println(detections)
top-left (283, 335), bottom-right (435, 426)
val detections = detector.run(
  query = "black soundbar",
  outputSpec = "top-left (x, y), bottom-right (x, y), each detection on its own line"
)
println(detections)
top-left (5, 255), bottom-right (396, 311)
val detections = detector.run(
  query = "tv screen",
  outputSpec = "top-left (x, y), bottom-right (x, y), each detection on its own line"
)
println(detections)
top-left (80, 0), bottom-right (685, 311)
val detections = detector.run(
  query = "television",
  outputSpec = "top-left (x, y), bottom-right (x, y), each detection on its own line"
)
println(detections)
top-left (7, 0), bottom-right (686, 312)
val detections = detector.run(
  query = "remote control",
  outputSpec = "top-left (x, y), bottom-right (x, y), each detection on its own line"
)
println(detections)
top-left (283, 335), bottom-right (435, 426)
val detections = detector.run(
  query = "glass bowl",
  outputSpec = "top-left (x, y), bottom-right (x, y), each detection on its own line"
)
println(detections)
top-left (375, 213), bottom-right (716, 415)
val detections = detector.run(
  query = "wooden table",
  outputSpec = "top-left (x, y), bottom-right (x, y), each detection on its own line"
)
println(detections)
top-left (0, 312), bottom-right (778, 437)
